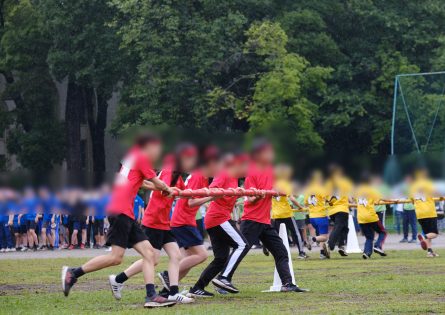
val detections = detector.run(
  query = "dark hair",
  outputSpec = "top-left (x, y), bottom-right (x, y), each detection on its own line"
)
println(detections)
top-left (170, 143), bottom-right (197, 187)
top-left (134, 132), bottom-right (161, 148)
top-left (251, 138), bottom-right (272, 155)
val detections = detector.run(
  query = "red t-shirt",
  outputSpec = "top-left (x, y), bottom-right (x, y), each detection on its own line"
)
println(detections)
top-left (241, 163), bottom-right (274, 224)
top-left (170, 170), bottom-right (209, 227)
top-left (204, 171), bottom-right (238, 229)
top-left (107, 147), bottom-right (156, 220)
top-left (142, 169), bottom-right (185, 230)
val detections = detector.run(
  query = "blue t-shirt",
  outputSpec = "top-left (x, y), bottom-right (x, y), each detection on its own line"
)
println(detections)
top-left (95, 194), bottom-right (109, 220)
top-left (42, 196), bottom-right (58, 221)
top-left (133, 195), bottom-right (145, 220)
top-left (22, 197), bottom-right (40, 221)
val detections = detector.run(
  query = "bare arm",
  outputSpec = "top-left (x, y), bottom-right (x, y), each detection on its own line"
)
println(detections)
top-left (142, 180), bottom-right (156, 190)
top-left (289, 195), bottom-right (304, 209)
top-left (188, 196), bottom-right (214, 208)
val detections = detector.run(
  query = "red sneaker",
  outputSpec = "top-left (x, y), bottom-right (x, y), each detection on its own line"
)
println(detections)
top-left (80, 243), bottom-right (85, 250)
top-left (417, 234), bottom-right (428, 250)
top-left (68, 244), bottom-right (75, 250)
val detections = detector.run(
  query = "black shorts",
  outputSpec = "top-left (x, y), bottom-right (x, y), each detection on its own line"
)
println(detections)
top-left (143, 226), bottom-right (176, 250)
top-left (171, 225), bottom-right (203, 249)
top-left (42, 220), bottom-right (52, 229)
top-left (418, 217), bottom-right (438, 235)
top-left (19, 225), bottom-right (27, 234)
top-left (72, 221), bottom-right (87, 231)
top-left (26, 220), bottom-right (36, 230)
top-left (106, 214), bottom-right (147, 249)
top-left (93, 219), bottom-right (105, 236)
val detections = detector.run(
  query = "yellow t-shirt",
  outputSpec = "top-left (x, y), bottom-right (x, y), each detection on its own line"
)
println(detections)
top-left (271, 179), bottom-right (293, 219)
top-left (409, 179), bottom-right (437, 219)
top-left (304, 184), bottom-right (327, 218)
top-left (326, 177), bottom-right (353, 216)
top-left (356, 185), bottom-right (381, 224)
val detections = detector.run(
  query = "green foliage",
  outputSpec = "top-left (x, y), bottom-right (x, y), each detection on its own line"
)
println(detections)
top-left (0, 0), bottom-right (65, 172)
top-left (4, 0), bottom-right (445, 171)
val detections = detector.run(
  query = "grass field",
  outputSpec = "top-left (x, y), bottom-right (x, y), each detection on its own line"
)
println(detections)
top-left (1, 250), bottom-right (444, 314)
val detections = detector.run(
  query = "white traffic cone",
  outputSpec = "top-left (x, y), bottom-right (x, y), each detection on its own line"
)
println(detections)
top-left (346, 214), bottom-right (362, 253)
top-left (262, 223), bottom-right (295, 292)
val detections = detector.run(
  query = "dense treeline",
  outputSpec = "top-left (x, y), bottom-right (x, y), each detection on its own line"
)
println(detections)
top-left (1, 0), bottom-right (445, 176)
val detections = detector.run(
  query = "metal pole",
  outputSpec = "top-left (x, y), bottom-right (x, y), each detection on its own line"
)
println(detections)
top-left (390, 76), bottom-right (399, 155)
top-left (397, 70), bottom-right (445, 77)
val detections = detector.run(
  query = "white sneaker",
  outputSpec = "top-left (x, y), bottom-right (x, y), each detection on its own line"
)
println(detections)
top-left (9, 248), bottom-right (16, 252)
top-left (0, 248), bottom-right (5, 253)
top-left (21, 247), bottom-right (28, 252)
top-left (5, 248), bottom-right (12, 252)
top-left (168, 293), bottom-right (195, 304)
top-left (108, 275), bottom-right (124, 300)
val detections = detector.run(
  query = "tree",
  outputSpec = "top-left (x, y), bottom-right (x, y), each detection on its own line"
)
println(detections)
top-left (0, 0), bottom-right (64, 174)
top-left (39, 0), bottom-right (123, 183)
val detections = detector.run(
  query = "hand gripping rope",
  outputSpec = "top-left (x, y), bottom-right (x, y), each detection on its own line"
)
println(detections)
top-left (293, 196), bottom-right (445, 212)
top-left (170, 188), bottom-right (286, 198)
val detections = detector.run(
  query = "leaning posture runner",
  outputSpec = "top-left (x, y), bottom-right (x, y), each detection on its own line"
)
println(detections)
top-left (109, 144), bottom-right (198, 304)
top-left (271, 164), bottom-right (307, 259)
top-left (61, 134), bottom-right (177, 308)
top-left (305, 171), bottom-right (330, 259)
top-left (190, 153), bottom-right (250, 295)
top-left (240, 139), bottom-right (308, 293)
top-left (325, 165), bottom-right (353, 257)
top-left (409, 169), bottom-right (439, 257)
top-left (356, 176), bottom-right (387, 259)
top-left (169, 146), bottom-right (221, 298)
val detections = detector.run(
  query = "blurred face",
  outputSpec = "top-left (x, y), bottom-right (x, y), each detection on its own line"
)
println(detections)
top-left (256, 147), bottom-right (275, 164)
top-left (236, 161), bottom-right (249, 178)
top-left (205, 159), bottom-right (222, 177)
top-left (180, 154), bottom-right (197, 173)
top-left (142, 142), bottom-right (162, 162)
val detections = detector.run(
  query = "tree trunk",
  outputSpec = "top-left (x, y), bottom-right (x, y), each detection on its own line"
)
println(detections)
top-left (86, 88), bottom-right (108, 186)
top-left (65, 80), bottom-right (83, 185)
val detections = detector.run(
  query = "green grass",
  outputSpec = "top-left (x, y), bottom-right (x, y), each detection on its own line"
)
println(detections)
top-left (1, 250), bottom-right (444, 314)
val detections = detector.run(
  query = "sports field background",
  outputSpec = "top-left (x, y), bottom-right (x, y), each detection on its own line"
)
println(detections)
top-left (1, 235), bottom-right (444, 314)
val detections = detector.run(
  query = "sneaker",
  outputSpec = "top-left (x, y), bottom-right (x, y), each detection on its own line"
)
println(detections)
top-left (144, 295), bottom-right (176, 308)
top-left (322, 243), bottom-right (330, 259)
top-left (20, 246), bottom-right (28, 252)
top-left (68, 244), bottom-right (75, 250)
top-left (408, 238), bottom-right (417, 243)
top-left (61, 266), bottom-right (77, 297)
top-left (362, 253), bottom-right (370, 259)
top-left (433, 252), bottom-right (440, 257)
top-left (157, 271), bottom-right (170, 291)
top-left (262, 246), bottom-right (270, 256)
top-left (280, 283), bottom-right (309, 293)
top-left (80, 243), bottom-right (85, 250)
top-left (211, 277), bottom-right (239, 294)
top-left (417, 234), bottom-right (428, 250)
top-left (319, 253), bottom-right (327, 260)
top-left (373, 247), bottom-right (387, 257)
top-left (9, 248), bottom-right (16, 252)
top-left (0, 248), bottom-right (5, 253)
top-left (427, 251), bottom-right (435, 258)
top-left (338, 247), bottom-right (348, 257)
top-left (215, 287), bottom-right (229, 294)
top-left (37, 245), bottom-right (45, 251)
top-left (5, 248), bottom-right (12, 252)
top-left (187, 287), bottom-right (215, 298)
top-left (167, 293), bottom-right (195, 304)
top-left (400, 238), bottom-right (408, 243)
top-left (61, 244), bottom-right (69, 249)
top-left (305, 241), bottom-right (312, 251)
top-left (297, 252), bottom-right (308, 260)
top-left (108, 275), bottom-right (124, 300)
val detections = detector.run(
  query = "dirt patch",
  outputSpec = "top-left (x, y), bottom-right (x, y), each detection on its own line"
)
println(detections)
top-left (0, 281), bottom-right (143, 296)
